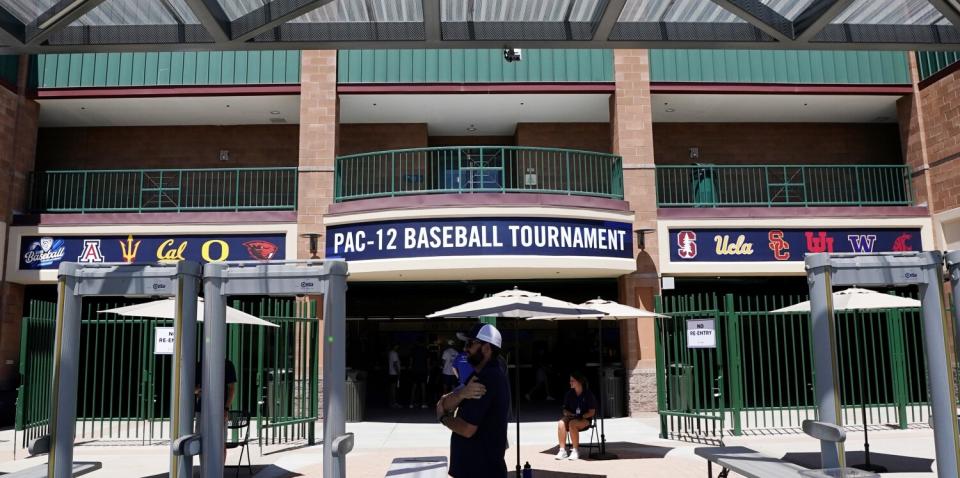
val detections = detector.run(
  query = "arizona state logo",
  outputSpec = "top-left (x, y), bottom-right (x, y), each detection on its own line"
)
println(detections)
top-left (243, 240), bottom-right (278, 260)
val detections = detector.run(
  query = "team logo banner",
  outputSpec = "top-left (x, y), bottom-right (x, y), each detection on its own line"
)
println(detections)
top-left (669, 228), bottom-right (921, 263)
top-left (19, 234), bottom-right (286, 270)
top-left (326, 217), bottom-right (633, 261)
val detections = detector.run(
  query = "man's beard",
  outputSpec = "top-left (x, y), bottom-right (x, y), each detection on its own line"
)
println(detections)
top-left (467, 348), bottom-right (484, 366)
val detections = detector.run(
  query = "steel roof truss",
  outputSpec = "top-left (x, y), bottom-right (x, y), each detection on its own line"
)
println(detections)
top-left (26, 0), bottom-right (108, 46)
top-left (793, 0), bottom-right (855, 42)
top-left (0, 4), bottom-right (24, 46)
top-left (183, 0), bottom-right (231, 43)
top-left (928, 0), bottom-right (960, 29)
top-left (592, 0), bottom-right (625, 41)
top-left (231, 0), bottom-right (337, 44)
top-left (709, 0), bottom-right (793, 42)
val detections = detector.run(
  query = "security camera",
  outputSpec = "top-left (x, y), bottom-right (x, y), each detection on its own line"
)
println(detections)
top-left (503, 48), bottom-right (522, 63)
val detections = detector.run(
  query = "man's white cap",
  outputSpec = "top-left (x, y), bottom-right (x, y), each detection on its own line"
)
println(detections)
top-left (459, 323), bottom-right (502, 348)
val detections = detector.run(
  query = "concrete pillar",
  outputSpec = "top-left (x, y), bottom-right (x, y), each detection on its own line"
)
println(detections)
top-left (611, 49), bottom-right (660, 414)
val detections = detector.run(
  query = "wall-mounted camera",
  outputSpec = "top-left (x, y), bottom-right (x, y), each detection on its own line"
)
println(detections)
top-left (503, 48), bottom-right (522, 63)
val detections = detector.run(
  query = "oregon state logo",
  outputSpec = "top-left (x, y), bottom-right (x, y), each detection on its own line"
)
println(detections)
top-left (676, 231), bottom-right (697, 259)
top-left (243, 240), bottom-right (278, 260)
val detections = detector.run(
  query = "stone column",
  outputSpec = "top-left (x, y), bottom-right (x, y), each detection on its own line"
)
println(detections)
top-left (611, 50), bottom-right (660, 414)
top-left (0, 55), bottom-right (39, 391)
top-left (297, 50), bottom-right (338, 418)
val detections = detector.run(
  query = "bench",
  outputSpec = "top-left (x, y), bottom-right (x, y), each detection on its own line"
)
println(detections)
top-left (385, 456), bottom-right (448, 477)
top-left (695, 420), bottom-right (846, 478)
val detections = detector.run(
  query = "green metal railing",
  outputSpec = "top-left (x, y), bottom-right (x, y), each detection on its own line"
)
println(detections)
top-left (656, 164), bottom-right (912, 207)
top-left (655, 292), bottom-right (932, 440)
top-left (28, 167), bottom-right (298, 213)
top-left (15, 298), bottom-right (320, 448)
top-left (335, 146), bottom-right (624, 202)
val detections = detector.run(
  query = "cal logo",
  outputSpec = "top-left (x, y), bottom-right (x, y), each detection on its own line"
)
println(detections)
top-left (77, 240), bottom-right (104, 263)
top-left (677, 231), bottom-right (697, 259)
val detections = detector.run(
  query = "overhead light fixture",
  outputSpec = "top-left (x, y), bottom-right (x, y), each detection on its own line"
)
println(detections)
top-left (269, 110), bottom-right (280, 115)
top-left (665, 108), bottom-right (675, 113)
top-left (39, 0), bottom-right (86, 29)
top-left (635, 228), bottom-right (656, 251)
top-left (466, 125), bottom-right (477, 132)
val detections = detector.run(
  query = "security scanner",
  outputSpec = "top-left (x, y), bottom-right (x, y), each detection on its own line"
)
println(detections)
top-left (47, 262), bottom-right (202, 478)
top-left (805, 252), bottom-right (959, 476)
top-left (196, 260), bottom-right (348, 478)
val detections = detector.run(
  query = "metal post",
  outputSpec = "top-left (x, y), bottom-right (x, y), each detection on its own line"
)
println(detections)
top-left (170, 273), bottom-right (200, 478)
top-left (48, 270), bottom-right (82, 478)
top-left (201, 264), bottom-right (228, 478)
top-left (323, 267), bottom-right (349, 478)
top-left (805, 254), bottom-right (845, 469)
top-left (930, 250), bottom-right (960, 476)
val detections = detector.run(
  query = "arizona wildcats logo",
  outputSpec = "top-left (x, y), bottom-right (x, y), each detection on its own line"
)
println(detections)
top-left (77, 240), bottom-right (104, 263)
top-left (677, 231), bottom-right (697, 259)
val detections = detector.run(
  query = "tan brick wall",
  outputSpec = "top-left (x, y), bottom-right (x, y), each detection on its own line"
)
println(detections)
top-left (297, 50), bottom-right (338, 261)
top-left (0, 60), bottom-right (38, 390)
top-left (654, 123), bottom-right (902, 166)
top-left (338, 123), bottom-right (428, 156)
top-left (897, 94), bottom-right (930, 207)
top-left (918, 67), bottom-right (960, 212)
top-left (515, 123), bottom-right (611, 152)
top-left (612, 49), bottom-right (659, 414)
top-left (36, 125), bottom-right (299, 170)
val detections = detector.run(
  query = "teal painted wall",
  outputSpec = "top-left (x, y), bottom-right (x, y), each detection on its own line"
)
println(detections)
top-left (36, 50), bottom-right (301, 88)
top-left (337, 49), bottom-right (614, 83)
top-left (917, 51), bottom-right (960, 81)
top-left (0, 55), bottom-right (17, 88)
top-left (650, 50), bottom-right (910, 85)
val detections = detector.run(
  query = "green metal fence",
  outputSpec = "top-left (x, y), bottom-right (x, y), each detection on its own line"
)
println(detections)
top-left (335, 146), bottom-right (624, 202)
top-left (655, 292), bottom-right (932, 441)
top-left (15, 297), bottom-right (320, 448)
top-left (28, 167), bottom-right (298, 213)
top-left (656, 164), bottom-right (912, 207)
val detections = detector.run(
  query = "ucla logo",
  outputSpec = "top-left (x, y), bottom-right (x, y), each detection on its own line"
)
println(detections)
top-left (23, 237), bottom-right (66, 268)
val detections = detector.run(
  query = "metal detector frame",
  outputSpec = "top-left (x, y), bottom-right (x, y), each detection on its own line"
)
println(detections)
top-left (198, 260), bottom-right (349, 478)
top-left (49, 261), bottom-right (202, 478)
top-left (805, 251), bottom-right (960, 475)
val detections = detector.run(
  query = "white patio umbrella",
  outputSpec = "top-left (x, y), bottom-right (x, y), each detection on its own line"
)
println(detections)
top-left (98, 298), bottom-right (279, 327)
top-left (532, 298), bottom-right (667, 460)
top-left (771, 287), bottom-right (919, 473)
top-left (770, 287), bottom-right (920, 313)
top-left (428, 287), bottom-right (604, 475)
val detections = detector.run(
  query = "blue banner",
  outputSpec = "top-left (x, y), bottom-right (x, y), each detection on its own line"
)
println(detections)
top-left (326, 217), bottom-right (633, 261)
top-left (669, 228), bottom-right (921, 262)
top-left (19, 234), bottom-right (286, 270)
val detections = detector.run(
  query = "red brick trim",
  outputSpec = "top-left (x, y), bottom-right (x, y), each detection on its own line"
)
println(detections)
top-left (336, 83), bottom-right (617, 94)
top-left (650, 82), bottom-right (913, 95)
top-left (36, 84), bottom-right (301, 99)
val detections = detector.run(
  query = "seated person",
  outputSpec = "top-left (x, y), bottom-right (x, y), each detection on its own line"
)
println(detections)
top-left (555, 371), bottom-right (597, 461)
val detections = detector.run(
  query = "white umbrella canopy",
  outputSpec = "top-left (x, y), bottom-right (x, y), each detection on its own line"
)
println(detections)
top-left (770, 287), bottom-right (921, 313)
top-left (531, 298), bottom-right (668, 320)
top-left (98, 298), bottom-right (279, 327)
top-left (427, 287), bottom-right (605, 318)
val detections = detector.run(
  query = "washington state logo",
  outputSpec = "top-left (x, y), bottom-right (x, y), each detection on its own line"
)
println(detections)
top-left (892, 232), bottom-right (913, 252)
top-left (23, 237), bottom-right (66, 268)
top-left (676, 231), bottom-right (697, 259)
top-left (243, 240), bottom-right (279, 260)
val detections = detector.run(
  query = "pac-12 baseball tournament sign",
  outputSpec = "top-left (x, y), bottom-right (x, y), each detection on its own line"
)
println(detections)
top-left (19, 234), bottom-right (286, 270)
top-left (326, 218), bottom-right (633, 261)
top-left (669, 228), bottom-right (921, 263)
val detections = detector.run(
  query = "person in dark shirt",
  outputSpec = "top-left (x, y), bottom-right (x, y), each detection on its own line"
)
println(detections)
top-left (436, 324), bottom-right (510, 478)
top-left (555, 371), bottom-right (597, 461)
top-left (409, 338), bottom-right (429, 408)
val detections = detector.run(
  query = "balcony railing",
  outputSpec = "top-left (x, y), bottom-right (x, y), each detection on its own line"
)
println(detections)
top-left (656, 164), bottom-right (913, 208)
top-left (29, 167), bottom-right (298, 213)
top-left (334, 146), bottom-right (623, 202)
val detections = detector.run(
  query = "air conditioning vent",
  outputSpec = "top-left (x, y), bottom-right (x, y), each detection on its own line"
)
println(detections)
top-left (269, 117), bottom-right (288, 124)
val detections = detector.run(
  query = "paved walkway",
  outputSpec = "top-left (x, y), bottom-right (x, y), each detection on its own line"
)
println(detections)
top-left (0, 414), bottom-right (939, 477)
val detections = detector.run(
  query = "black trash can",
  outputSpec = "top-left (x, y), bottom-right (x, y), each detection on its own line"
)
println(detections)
top-left (668, 364), bottom-right (694, 412)
top-left (601, 367), bottom-right (625, 418)
top-left (691, 163), bottom-right (716, 206)
top-left (345, 370), bottom-right (367, 423)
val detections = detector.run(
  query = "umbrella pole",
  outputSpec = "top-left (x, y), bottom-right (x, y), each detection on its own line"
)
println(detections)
top-left (590, 317), bottom-right (617, 460)
top-left (851, 314), bottom-right (887, 474)
top-left (515, 318), bottom-right (521, 476)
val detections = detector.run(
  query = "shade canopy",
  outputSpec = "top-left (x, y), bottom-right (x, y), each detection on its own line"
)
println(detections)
top-left (98, 297), bottom-right (279, 327)
top-left (770, 287), bottom-right (921, 313)
top-left (531, 297), bottom-right (667, 321)
top-left (427, 287), bottom-right (603, 319)
top-left (1, 0), bottom-right (959, 53)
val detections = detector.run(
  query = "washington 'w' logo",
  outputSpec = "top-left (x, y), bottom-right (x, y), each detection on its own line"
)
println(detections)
top-left (847, 234), bottom-right (877, 253)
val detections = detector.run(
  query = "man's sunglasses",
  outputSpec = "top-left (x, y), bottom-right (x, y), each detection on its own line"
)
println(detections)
top-left (466, 339), bottom-right (483, 347)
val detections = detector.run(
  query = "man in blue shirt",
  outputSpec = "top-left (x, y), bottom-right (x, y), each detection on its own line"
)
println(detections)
top-left (436, 324), bottom-right (510, 478)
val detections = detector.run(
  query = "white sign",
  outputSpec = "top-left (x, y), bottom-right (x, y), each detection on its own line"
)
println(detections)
top-left (686, 319), bottom-right (716, 349)
top-left (155, 327), bottom-right (175, 355)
